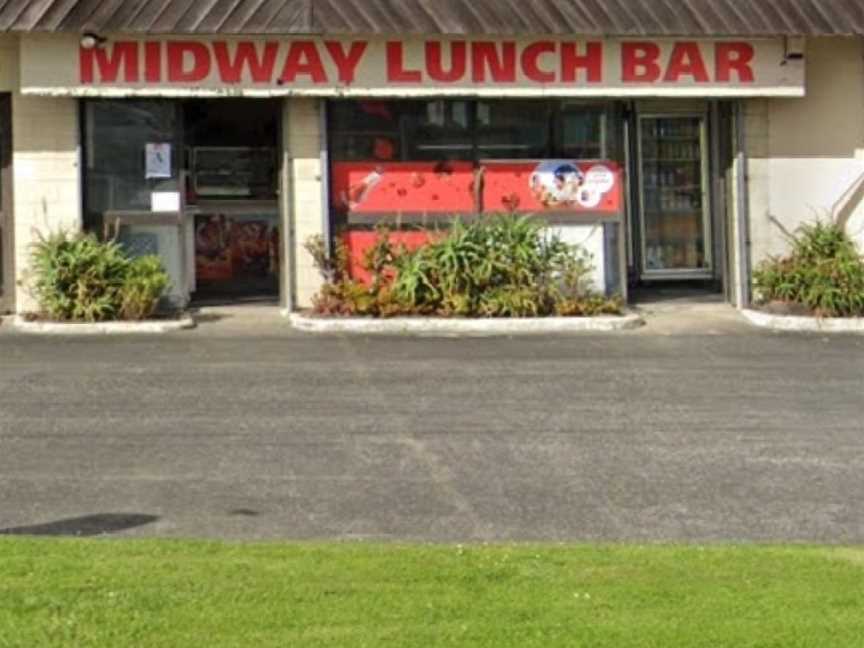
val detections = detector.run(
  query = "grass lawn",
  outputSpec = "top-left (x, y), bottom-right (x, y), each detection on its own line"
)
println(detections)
top-left (1, 539), bottom-right (862, 647)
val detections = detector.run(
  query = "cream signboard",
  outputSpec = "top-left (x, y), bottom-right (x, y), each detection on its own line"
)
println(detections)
top-left (20, 34), bottom-right (805, 97)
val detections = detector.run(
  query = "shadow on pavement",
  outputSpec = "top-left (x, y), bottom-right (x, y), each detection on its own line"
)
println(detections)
top-left (0, 513), bottom-right (159, 537)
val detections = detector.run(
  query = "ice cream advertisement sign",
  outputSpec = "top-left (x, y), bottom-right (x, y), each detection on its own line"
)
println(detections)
top-left (21, 35), bottom-right (804, 97)
top-left (482, 161), bottom-right (622, 215)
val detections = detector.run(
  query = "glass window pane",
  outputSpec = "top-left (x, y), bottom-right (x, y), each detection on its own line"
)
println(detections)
top-left (476, 101), bottom-right (550, 159)
top-left (559, 104), bottom-right (606, 159)
top-left (405, 100), bottom-right (473, 161)
top-left (85, 101), bottom-right (180, 213)
top-left (329, 100), bottom-right (404, 162)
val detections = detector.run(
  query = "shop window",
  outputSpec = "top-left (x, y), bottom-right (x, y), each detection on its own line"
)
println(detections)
top-left (329, 100), bottom-right (405, 162)
top-left (405, 100), bottom-right (473, 161)
top-left (559, 103), bottom-right (607, 159)
top-left (84, 101), bottom-right (181, 215)
top-left (329, 99), bottom-right (620, 165)
top-left (476, 100), bottom-right (551, 159)
top-left (83, 99), bottom-right (282, 304)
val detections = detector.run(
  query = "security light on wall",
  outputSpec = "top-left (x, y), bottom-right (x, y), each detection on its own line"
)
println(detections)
top-left (80, 33), bottom-right (106, 50)
top-left (782, 36), bottom-right (806, 64)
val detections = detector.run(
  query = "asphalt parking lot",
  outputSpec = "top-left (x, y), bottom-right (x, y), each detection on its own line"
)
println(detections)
top-left (1, 307), bottom-right (862, 542)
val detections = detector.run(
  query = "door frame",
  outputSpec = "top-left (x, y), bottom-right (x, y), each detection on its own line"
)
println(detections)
top-left (635, 111), bottom-right (714, 281)
top-left (0, 94), bottom-right (13, 312)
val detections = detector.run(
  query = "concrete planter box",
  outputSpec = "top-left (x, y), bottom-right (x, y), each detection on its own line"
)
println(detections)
top-left (286, 311), bottom-right (643, 335)
top-left (12, 314), bottom-right (196, 335)
top-left (742, 308), bottom-right (864, 333)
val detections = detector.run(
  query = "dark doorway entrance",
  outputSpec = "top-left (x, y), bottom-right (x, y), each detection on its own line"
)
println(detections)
top-left (626, 100), bottom-right (735, 304)
top-left (184, 99), bottom-right (282, 304)
top-left (0, 94), bottom-right (12, 311)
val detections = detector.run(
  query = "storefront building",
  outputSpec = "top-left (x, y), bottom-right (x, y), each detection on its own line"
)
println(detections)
top-left (0, 1), bottom-right (863, 315)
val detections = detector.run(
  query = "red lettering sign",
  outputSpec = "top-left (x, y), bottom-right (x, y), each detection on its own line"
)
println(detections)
top-left (77, 38), bottom-right (772, 90)
top-left (325, 41), bottom-right (368, 84)
top-left (214, 42), bottom-right (279, 83)
top-left (168, 41), bottom-right (210, 82)
top-left (387, 42), bottom-right (422, 82)
top-left (521, 41), bottom-right (555, 83)
top-left (664, 42), bottom-right (710, 82)
top-left (144, 42), bottom-right (161, 82)
top-left (426, 41), bottom-right (467, 83)
top-left (280, 41), bottom-right (326, 83)
top-left (561, 42), bottom-right (603, 83)
top-left (80, 42), bottom-right (139, 83)
top-left (716, 42), bottom-right (755, 82)
top-left (471, 42), bottom-right (516, 83)
top-left (622, 42), bottom-right (661, 82)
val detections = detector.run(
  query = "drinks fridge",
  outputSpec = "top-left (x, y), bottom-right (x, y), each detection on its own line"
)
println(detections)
top-left (637, 115), bottom-right (712, 279)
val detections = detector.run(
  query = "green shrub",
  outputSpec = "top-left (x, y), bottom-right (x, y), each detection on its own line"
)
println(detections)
top-left (30, 230), bottom-right (170, 322)
top-left (753, 221), bottom-right (864, 317)
top-left (120, 256), bottom-right (171, 321)
top-left (308, 216), bottom-right (622, 318)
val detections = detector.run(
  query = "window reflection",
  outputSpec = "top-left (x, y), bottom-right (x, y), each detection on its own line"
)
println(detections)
top-left (407, 100), bottom-right (472, 161)
top-left (476, 100), bottom-right (551, 159)
top-left (84, 101), bottom-right (180, 214)
top-left (329, 99), bottom-right (610, 163)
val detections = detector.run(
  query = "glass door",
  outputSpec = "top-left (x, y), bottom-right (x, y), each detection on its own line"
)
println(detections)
top-left (637, 115), bottom-right (712, 279)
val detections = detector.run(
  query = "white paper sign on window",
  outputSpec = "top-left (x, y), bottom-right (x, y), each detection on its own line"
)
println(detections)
top-left (151, 191), bottom-right (181, 213)
top-left (145, 142), bottom-right (172, 179)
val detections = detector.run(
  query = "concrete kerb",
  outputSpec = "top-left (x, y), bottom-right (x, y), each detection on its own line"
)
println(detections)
top-left (741, 308), bottom-right (864, 333)
top-left (11, 314), bottom-right (196, 335)
top-left (285, 310), bottom-right (644, 335)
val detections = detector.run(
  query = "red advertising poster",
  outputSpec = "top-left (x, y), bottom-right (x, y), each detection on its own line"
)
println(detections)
top-left (195, 215), bottom-right (233, 281)
top-left (331, 161), bottom-right (476, 214)
top-left (195, 214), bottom-right (280, 283)
top-left (481, 160), bottom-right (623, 216)
top-left (230, 219), bottom-right (278, 278)
top-left (342, 230), bottom-right (434, 284)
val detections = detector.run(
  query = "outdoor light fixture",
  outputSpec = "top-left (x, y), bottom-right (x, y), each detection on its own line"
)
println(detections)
top-left (781, 36), bottom-right (806, 64)
top-left (80, 32), bottom-right (106, 50)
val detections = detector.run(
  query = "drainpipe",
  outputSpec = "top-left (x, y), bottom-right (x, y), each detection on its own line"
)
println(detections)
top-left (318, 100), bottom-right (332, 257)
top-left (281, 99), bottom-right (296, 312)
top-left (734, 101), bottom-right (752, 308)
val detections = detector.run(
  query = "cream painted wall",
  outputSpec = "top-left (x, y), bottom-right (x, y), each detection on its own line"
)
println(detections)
top-left (284, 98), bottom-right (325, 309)
top-left (549, 225), bottom-right (607, 294)
top-left (0, 34), bottom-right (84, 313)
top-left (0, 35), bottom-right (18, 91)
top-left (11, 94), bottom-right (82, 313)
top-left (745, 37), bottom-right (864, 272)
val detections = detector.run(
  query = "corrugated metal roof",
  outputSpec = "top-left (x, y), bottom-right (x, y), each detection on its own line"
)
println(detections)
top-left (1, 0), bottom-right (862, 36)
